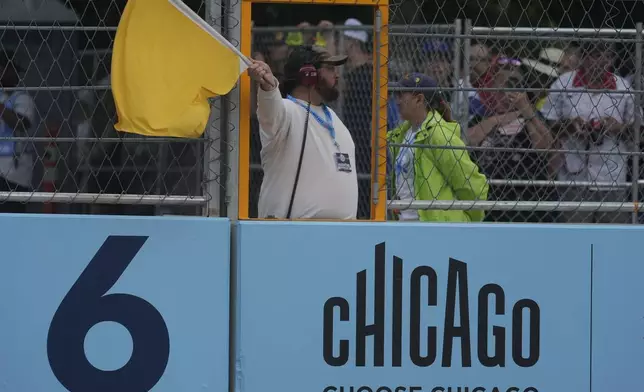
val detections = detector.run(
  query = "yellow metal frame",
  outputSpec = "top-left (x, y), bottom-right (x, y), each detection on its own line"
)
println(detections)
top-left (239, 0), bottom-right (389, 221)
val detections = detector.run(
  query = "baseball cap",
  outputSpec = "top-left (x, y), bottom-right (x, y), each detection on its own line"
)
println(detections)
top-left (390, 72), bottom-right (446, 103)
top-left (521, 58), bottom-right (559, 77)
top-left (522, 48), bottom-right (564, 78)
top-left (343, 18), bottom-right (368, 43)
top-left (540, 47), bottom-right (564, 64)
top-left (390, 72), bottom-right (438, 90)
top-left (284, 45), bottom-right (348, 79)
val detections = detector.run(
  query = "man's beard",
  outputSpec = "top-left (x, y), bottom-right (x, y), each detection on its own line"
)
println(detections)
top-left (316, 79), bottom-right (339, 102)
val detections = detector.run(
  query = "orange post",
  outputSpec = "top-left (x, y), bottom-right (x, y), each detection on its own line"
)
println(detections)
top-left (371, 4), bottom-right (389, 221)
top-left (238, 0), bottom-right (253, 220)
top-left (239, 0), bottom-right (389, 221)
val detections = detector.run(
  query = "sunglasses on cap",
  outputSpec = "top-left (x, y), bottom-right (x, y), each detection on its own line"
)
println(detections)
top-left (496, 57), bottom-right (522, 66)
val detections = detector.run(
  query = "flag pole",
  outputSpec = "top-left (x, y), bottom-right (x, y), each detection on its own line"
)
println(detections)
top-left (169, 0), bottom-right (252, 67)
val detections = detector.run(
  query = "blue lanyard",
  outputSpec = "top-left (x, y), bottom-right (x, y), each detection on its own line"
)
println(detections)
top-left (395, 129), bottom-right (418, 175)
top-left (287, 95), bottom-right (337, 147)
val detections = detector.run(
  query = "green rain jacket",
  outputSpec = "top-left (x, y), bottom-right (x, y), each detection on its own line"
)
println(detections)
top-left (388, 111), bottom-right (489, 222)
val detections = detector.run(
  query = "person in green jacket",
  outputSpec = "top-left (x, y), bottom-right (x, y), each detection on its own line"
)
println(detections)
top-left (388, 73), bottom-right (489, 222)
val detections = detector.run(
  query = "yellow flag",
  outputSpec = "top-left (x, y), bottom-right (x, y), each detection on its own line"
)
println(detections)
top-left (112, 0), bottom-right (248, 138)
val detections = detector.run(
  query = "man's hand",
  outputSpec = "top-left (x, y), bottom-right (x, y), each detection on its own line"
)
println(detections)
top-left (252, 51), bottom-right (266, 62)
top-left (247, 60), bottom-right (277, 91)
top-left (508, 92), bottom-right (535, 118)
top-left (316, 20), bottom-right (336, 53)
top-left (565, 117), bottom-right (587, 138)
top-left (297, 22), bottom-right (314, 45)
top-left (316, 21), bottom-right (334, 39)
top-left (599, 116), bottom-right (623, 134)
top-left (439, 100), bottom-right (454, 122)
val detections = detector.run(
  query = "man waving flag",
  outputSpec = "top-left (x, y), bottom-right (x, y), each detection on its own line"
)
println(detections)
top-left (111, 0), bottom-right (249, 138)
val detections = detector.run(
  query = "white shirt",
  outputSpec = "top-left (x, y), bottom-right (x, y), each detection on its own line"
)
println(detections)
top-left (0, 91), bottom-right (36, 188)
top-left (395, 127), bottom-right (419, 221)
top-left (540, 71), bottom-right (639, 187)
top-left (256, 82), bottom-right (358, 219)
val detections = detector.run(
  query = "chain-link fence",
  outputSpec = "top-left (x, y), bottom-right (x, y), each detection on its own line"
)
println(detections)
top-left (386, 21), bottom-right (644, 224)
top-left (5, 0), bottom-right (644, 223)
top-left (250, 18), bottom-right (644, 224)
top-left (0, 0), bottom-right (236, 216)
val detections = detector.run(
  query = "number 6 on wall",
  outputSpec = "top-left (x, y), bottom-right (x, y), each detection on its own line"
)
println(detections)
top-left (47, 236), bottom-right (170, 392)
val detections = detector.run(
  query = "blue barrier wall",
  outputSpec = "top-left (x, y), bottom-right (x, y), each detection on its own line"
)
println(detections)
top-left (591, 235), bottom-right (644, 391)
top-left (2, 216), bottom-right (643, 391)
top-left (236, 221), bottom-right (644, 392)
top-left (0, 214), bottom-right (230, 392)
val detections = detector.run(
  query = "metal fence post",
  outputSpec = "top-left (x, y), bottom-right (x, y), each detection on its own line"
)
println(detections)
top-left (222, 0), bottom-right (241, 221)
top-left (225, 0), bottom-right (242, 222)
top-left (633, 22), bottom-right (642, 224)
top-left (372, 9), bottom-right (382, 211)
top-left (451, 19), bottom-right (462, 119)
top-left (461, 19), bottom-right (472, 136)
top-left (225, 2), bottom-right (242, 392)
top-left (204, 0), bottom-right (224, 217)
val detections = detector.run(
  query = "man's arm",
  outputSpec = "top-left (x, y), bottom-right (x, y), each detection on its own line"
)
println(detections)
top-left (600, 83), bottom-right (641, 139)
top-left (248, 60), bottom-right (289, 140)
top-left (539, 78), bottom-right (568, 130)
top-left (512, 94), bottom-right (561, 177)
top-left (466, 111), bottom-right (521, 146)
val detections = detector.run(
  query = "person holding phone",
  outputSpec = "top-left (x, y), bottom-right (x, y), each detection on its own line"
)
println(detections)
top-left (467, 58), bottom-right (559, 223)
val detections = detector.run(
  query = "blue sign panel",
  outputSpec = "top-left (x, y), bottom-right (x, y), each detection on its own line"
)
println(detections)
top-left (0, 214), bottom-right (230, 392)
top-left (236, 222), bottom-right (592, 392)
top-left (590, 227), bottom-right (644, 390)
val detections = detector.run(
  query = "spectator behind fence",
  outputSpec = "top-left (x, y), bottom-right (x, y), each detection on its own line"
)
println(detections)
top-left (314, 20), bottom-right (336, 55)
top-left (467, 57), bottom-right (525, 142)
top-left (388, 73), bottom-right (488, 222)
top-left (423, 40), bottom-right (453, 88)
top-left (388, 61), bottom-right (413, 130)
top-left (249, 46), bottom-right (358, 219)
top-left (341, 17), bottom-right (372, 218)
top-left (468, 58), bottom-right (559, 223)
top-left (541, 40), bottom-right (640, 224)
top-left (469, 43), bottom-right (492, 87)
top-left (522, 48), bottom-right (565, 111)
top-left (264, 32), bottom-right (290, 83)
top-left (625, 52), bottom-right (644, 104)
top-left (456, 43), bottom-right (491, 123)
top-left (560, 45), bottom-right (580, 74)
top-left (0, 50), bottom-right (37, 213)
top-left (287, 22), bottom-right (315, 48)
